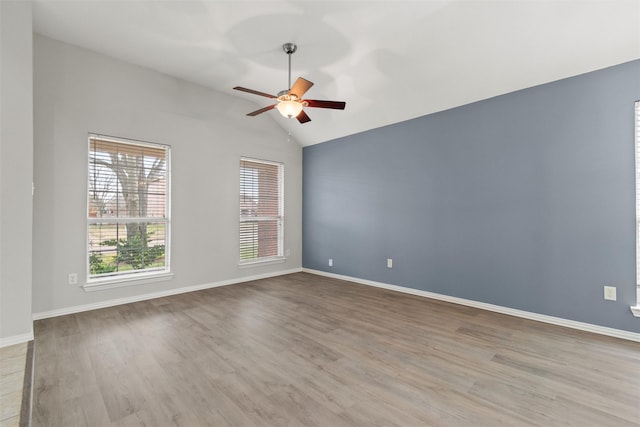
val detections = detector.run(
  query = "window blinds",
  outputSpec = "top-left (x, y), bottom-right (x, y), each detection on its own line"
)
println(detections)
top-left (88, 138), bottom-right (168, 219)
top-left (239, 158), bottom-right (283, 262)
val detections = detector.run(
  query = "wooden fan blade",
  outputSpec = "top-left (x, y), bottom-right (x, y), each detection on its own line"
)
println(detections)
top-left (247, 104), bottom-right (276, 116)
top-left (297, 110), bottom-right (311, 124)
top-left (305, 100), bottom-right (346, 110)
top-left (233, 86), bottom-right (277, 99)
top-left (289, 77), bottom-right (314, 98)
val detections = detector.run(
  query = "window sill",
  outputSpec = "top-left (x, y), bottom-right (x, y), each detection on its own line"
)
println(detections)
top-left (83, 271), bottom-right (173, 292)
top-left (631, 305), bottom-right (640, 317)
top-left (238, 257), bottom-right (287, 269)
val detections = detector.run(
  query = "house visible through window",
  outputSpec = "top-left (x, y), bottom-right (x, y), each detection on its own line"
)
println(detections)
top-left (87, 134), bottom-right (170, 283)
top-left (239, 157), bottom-right (284, 264)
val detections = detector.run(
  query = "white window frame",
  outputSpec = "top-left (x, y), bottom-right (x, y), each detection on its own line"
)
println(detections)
top-left (239, 157), bottom-right (285, 266)
top-left (85, 134), bottom-right (172, 290)
top-left (633, 101), bottom-right (640, 316)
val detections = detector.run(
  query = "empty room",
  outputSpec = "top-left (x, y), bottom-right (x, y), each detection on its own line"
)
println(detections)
top-left (1, 1), bottom-right (639, 426)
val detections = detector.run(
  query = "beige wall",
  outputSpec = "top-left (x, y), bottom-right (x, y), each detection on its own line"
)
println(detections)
top-left (32, 35), bottom-right (302, 316)
top-left (0, 1), bottom-right (34, 345)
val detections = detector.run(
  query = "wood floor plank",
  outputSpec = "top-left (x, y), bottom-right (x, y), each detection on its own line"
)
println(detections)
top-left (32, 272), bottom-right (640, 426)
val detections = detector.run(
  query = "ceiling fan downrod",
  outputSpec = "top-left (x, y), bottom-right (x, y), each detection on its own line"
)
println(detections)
top-left (282, 43), bottom-right (297, 92)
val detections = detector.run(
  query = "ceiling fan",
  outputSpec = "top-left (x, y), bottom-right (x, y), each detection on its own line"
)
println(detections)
top-left (233, 43), bottom-right (346, 124)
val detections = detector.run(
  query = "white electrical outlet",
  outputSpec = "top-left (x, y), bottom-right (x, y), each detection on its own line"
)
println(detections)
top-left (285, 248), bottom-right (291, 257)
top-left (328, 259), bottom-right (333, 267)
top-left (604, 286), bottom-right (617, 301)
top-left (387, 258), bottom-right (393, 268)
top-left (68, 273), bottom-right (78, 285)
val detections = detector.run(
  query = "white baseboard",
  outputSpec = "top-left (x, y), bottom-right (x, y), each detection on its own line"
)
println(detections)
top-left (303, 268), bottom-right (640, 343)
top-left (0, 331), bottom-right (34, 348)
top-left (33, 268), bottom-right (303, 320)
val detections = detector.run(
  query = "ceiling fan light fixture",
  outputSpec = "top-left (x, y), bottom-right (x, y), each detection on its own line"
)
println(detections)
top-left (276, 99), bottom-right (304, 118)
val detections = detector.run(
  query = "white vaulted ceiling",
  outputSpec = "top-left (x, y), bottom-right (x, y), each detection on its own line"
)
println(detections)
top-left (32, 0), bottom-right (640, 146)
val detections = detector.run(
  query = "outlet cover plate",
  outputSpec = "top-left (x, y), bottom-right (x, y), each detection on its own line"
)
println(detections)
top-left (68, 273), bottom-right (78, 285)
top-left (604, 286), bottom-right (617, 301)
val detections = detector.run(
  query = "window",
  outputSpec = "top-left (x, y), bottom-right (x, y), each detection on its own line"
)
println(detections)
top-left (239, 157), bottom-right (284, 264)
top-left (634, 101), bottom-right (640, 316)
top-left (87, 134), bottom-right (170, 285)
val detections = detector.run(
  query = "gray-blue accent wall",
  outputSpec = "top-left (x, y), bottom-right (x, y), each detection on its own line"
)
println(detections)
top-left (303, 60), bottom-right (640, 333)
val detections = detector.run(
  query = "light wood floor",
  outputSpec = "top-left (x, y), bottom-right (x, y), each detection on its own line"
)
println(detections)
top-left (1, 342), bottom-right (28, 426)
top-left (33, 272), bottom-right (640, 426)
